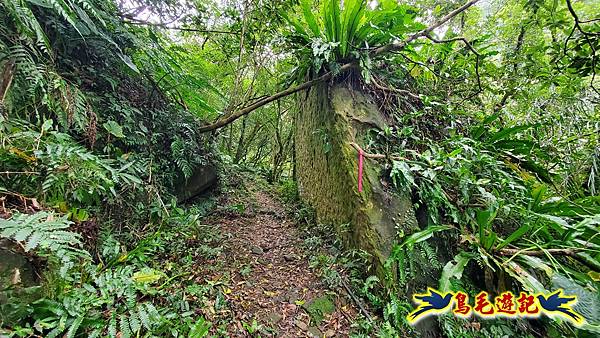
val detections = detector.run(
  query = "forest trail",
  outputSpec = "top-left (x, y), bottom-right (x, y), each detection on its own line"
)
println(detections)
top-left (199, 184), bottom-right (361, 337)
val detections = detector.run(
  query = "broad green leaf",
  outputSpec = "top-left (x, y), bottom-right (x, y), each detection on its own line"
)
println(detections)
top-left (518, 255), bottom-right (554, 278)
top-left (495, 224), bottom-right (530, 250)
top-left (117, 53), bottom-right (140, 73)
top-left (398, 225), bottom-right (453, 250)
top-left (188, 317), bottom-right (211, 338)
top-left (439, 251), bottom-right (473, 291)
top-left (103, 121), bottom-right (125, 138)
top-left (504, 261), bottom-right (546, 294)
top-left (530, 184), bottom-right (547, 210)
top-left (534, 212), bottom-right (571, 231)
top-left (300, 0), bottom-right (320, 37)
top-left (132, 269), bottom-right (163, 283)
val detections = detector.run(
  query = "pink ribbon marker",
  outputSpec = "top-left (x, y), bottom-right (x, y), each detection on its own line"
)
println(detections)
top-left (358, 149), bottom-right (364, 193)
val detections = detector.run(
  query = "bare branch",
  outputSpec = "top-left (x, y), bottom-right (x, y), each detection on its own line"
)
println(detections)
top-left (349, 142), bottom-right (408, 161)
top-left (122, 18), bottom-right (240, 35)
top-left (370, 76), bottom-right (421, 100)
top-left (580, 18), bottom-right (600, 24)
top-left (566, 0), bottom-right (599, 95)
top-left (425, 34), bottom-right (482, 97)
top-left (372, 0), bottom-right (480, 56)
top-left (396, 52), bottom-right (441, 78)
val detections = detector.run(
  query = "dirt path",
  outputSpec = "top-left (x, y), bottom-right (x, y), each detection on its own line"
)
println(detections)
top-left (200, 185), bottom-right (360, 337)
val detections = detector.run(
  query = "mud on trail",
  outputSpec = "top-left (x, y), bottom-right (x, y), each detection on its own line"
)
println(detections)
top-left (196, 183), bottom-right (362, 337)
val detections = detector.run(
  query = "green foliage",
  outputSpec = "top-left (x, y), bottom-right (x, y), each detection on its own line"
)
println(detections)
top-left (0, 212), bottom-right (88, 280)
top-left (284, 0), bottom-right (424, 80)
top-left (0, 212), bottom-right (81, 253)
top-left (0, 0), bottom-right (220, 336)
top-left (1, 203), bottom-right (220, 337)
top-left (277, 179), bottom-right (299, 204)
top-left (39, 143), bottom-right (141, 205)
top-left (1, 0), bottom-right (599, 337)
top-left (0, 119), bottom-right (143, 210)
top-left (378, 105), bottom-right (599, 335)
top-left (188, 317), bottom-right (211, 337)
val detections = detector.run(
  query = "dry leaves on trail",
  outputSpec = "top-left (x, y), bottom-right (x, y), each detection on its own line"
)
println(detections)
top-left (196, 188), bottom-right (362, 337)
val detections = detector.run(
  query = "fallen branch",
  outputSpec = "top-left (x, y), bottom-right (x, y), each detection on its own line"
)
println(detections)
top-left (198, 70), bottom-right (351, 132)
top-left (340, 276), bottom-right (377, 329)
top-left (496, 248), bottom-right (582, 257)
top-left (198, 0), bottom-right (480, 132)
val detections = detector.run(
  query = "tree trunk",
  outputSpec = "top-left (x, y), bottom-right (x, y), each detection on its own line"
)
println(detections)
top-left (234, 115), bottom-right (248, 163)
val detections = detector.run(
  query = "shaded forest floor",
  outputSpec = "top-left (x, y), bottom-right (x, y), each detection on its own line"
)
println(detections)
top-left (192, 180), bottom-right (363, 337)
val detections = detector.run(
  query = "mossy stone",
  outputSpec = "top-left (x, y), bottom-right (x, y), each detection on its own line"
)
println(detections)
top-left (303, 295), bottom-right (335, 324)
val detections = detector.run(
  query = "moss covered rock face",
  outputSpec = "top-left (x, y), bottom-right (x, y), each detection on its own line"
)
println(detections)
top-left (295, 82), bottom-right (418, 277)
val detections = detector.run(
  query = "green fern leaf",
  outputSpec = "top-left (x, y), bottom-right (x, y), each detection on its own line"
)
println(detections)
top-left (24, 231), bottom-right (44, 251)
top-left (120, 314), bottom-right (131, 338)
top-left (145, 302), bottom-right (160, 321)
top-left (88, 329), bottom-right (101, 338)
top-left (138, 304), bottom-right (151, 331)
top-left (108, 315), bottom-right (117, 337)
top-left (66, 316), bottom-right (83, 338)
top-left (128, 309), bottom-right (141, 334)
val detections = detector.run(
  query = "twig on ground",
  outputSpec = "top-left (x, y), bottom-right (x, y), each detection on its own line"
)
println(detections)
top-left (340, 276), bottom-right (378, 330)
top-left (349, 142), bottom-right (408, 161)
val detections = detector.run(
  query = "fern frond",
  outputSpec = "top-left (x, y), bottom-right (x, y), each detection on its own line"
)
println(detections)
top-left (128, 309), bottom-right (141, 334)
top-left (0, 212), bottom-right (88, 263)
top-left (108, 314), bottom-right (117, 338)
top-left (65, 316), bottom-right (84, 338)
top-left (120, 314), bottom-right (131, 338)
top-left (138, 304), bottom-right (151, 331)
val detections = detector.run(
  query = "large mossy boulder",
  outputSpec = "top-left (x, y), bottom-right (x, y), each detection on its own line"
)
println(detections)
top-left (173, 163), bottom-right (218, 202)
top-left (295, 82), bottom-right (419, 277)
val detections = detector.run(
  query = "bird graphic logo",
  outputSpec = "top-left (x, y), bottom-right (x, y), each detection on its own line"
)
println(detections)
top-left (407, 287), bottom-right (454, 324)
top-left (406, 288), bottom-right (586, 326)
top-left (536, 289), bottom-right (585, 326)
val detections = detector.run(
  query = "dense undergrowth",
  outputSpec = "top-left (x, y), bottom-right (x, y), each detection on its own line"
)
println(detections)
top-left (0, 0), bottom-right (219, 336)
